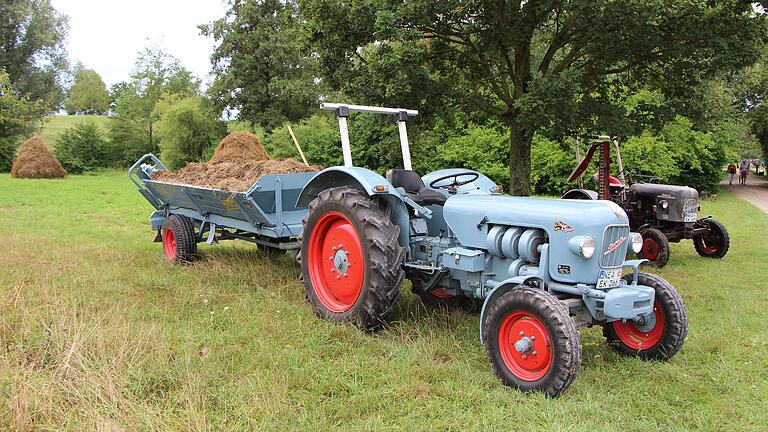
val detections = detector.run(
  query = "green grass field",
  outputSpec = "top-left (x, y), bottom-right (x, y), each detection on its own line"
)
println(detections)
top-left (1, 171), bottom-right (767, 431)
top-left (36, 115), bottom-right (110, 147)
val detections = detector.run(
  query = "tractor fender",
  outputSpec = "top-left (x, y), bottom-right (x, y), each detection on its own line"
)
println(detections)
top-left (478, 276), bottom-right (542, 343)
top-left (296, 167), bottom-right (411, 250)
top-left (562, 188), bottom-right (598, 200)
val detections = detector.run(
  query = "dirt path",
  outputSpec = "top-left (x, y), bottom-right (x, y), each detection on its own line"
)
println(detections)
top-left (720, 173), bottom-right (768, 214)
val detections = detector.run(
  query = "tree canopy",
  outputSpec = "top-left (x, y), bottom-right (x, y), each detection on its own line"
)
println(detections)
top-left (66, 66), bottom-right (110, 115)
top-left (109, 48), bottom-right (200, 166)
top-left (0, 0), bottom-right (69, 112)
top-left (301, 0), bottom-right (768, 194)
top-left (202, 0), bottom-right (321, 131)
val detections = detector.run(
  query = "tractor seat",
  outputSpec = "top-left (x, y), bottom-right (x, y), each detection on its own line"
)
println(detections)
top-left (385, 169), bottom-right (447, 206)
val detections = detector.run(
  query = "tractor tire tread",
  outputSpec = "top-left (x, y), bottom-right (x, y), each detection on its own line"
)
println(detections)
top-left (603, 273), bottom-right (687, 360)
top-left (482, 287), bottom-right (581, 397)
top-left (301, 187), bottom-right (405, 332)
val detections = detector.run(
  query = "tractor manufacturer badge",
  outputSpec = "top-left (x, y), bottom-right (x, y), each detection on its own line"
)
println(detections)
top-left (603, 236), bottom-right (627, 255)
top-left (557, 264), bottom-right (571, 275)
top-left (554, 221), bottom-right (574, 233)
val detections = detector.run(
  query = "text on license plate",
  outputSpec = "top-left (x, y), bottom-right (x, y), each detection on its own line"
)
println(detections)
top-left (597, 269), bottom-right (622, 289)
top-left (683, 212), bottom-right (697, 222)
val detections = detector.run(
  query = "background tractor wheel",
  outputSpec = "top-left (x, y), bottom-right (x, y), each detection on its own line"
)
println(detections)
top-left (693, 219), bottom-right (730, 258)
top-left (300, 187), bottom-right (405, 331)
top-left (482, 287), bottom-right (581, 397)
top-left (161, 215), bottom-right (197, 264)
top-left (637, 228), bottom-right (670, 267)
top-left (409, 275), bottom-right (478, 311)
top-left (603, 273), bottom-right (687, 360)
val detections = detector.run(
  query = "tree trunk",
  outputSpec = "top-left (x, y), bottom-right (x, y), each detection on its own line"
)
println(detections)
top-left (507, 119), bottom-right (532, 196)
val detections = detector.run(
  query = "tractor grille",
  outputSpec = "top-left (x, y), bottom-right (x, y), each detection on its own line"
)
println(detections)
top-left (600, 225), bottom-right (630, 268)
top-left (683, 198), bottom-right (698, 213)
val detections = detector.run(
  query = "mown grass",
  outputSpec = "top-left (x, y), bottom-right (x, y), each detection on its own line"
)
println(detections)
top-left (36, 115), bottom-right (111, 147)
top-left (1, 171), bottom-right (767, 431)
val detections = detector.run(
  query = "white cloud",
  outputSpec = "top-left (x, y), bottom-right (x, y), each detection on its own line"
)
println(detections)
top-left (52, 0), bottom-right (228, 87)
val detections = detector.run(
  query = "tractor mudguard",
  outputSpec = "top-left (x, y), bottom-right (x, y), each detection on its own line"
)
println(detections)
top-left (297, 167), bottom-right (412, 250)
top-left (562, 189), bottom-right (598, 200)
top-left (478, 279), bottom-right (540, 343)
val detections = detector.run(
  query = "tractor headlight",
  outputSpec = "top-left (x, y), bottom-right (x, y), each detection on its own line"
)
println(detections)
top-left (569, 235), bottom-right (596, 259)
top-left (630, 232), bottom-right (643, 254)
top-left (659, 200), bottom-right (669, 210)
top-left (580, 236), bottom-right (596, 259)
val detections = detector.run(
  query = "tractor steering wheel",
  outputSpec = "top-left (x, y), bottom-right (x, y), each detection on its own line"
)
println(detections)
top-left (428, 171), bottom-right (480, 190)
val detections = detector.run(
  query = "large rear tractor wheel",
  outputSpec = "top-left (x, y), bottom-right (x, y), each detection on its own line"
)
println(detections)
top-left (161, 214), bottom-right (198, 264)
top-left (603, 273), bottom-right (687, 360)
top-left (300, 187), bottom-right (405, 331)
top-left (636, 228), bottom-right (670, 268)
top-left (693, 219), bottom-right (730, 259)
top-left (482, 287), bottom-right (581, 397)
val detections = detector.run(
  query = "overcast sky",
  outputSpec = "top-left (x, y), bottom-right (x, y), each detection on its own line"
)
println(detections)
top-left (51, 0), bottom-right (228, 88)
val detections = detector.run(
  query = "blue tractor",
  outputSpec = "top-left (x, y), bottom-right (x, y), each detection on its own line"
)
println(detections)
top-left (132, 103), bottom-right (688, 397)
top-left (297, 104), bottom-right (687, 396)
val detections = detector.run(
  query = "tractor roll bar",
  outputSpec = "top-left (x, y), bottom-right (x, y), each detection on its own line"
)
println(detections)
top-left (320, 103), bottom-right (419, 170)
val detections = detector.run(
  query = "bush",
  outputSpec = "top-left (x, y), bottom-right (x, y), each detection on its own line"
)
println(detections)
top-left (0, 137), bottom-right (19, 172)
top-left (267, 115), bottom-right (342, 167)
top-left (155, 95), bottom-right (227, 169)
top-left (437, 125), bottom-right (509, 186)
top-left (530, 137), bottom-right (579, 196)
top-left (54, 121), bottom-right (110, 173)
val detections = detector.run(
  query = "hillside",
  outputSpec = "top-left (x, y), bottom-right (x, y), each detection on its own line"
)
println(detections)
top-left (37, 115), bottom-right (111, 147)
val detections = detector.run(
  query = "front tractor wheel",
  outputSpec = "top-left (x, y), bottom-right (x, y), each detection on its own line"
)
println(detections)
top-left (161, 214), bottom-right (197, 264)
top-left (483, 287), bottom-right (581, 397)
top-left (637, 228), bottom-right (670, 268)
top-left (603, 273), bottom-right (688, 360)
top-left (300, 187), bottom-right (405, 331)
top-left (693, 219), bottom-right (730, 258)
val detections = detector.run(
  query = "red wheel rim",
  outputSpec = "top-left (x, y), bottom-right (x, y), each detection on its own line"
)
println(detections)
top-left (640, 238), bottom-right (660, 261)
top-left (612, 302), bottom-right (665, 350)
top-left (430, 288), bottom-right (454, 299)
top-left (700, 230), bottom-right (722, 254)
top-left (307, 211), bottom-right (365, 313)
top-left (163, 228), bottom-right (177, 260)
top-left (497, 312), bottom-right (553, 381)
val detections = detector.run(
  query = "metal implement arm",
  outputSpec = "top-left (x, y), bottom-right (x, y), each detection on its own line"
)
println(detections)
top-left (320, 103), bottom-right (419, 169)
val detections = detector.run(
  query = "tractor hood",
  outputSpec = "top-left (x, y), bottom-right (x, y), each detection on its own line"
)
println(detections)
top-left (629, 182), bottom-right (698, 200)
top-left (443, 195), bottom-right (631, 284)
top-left (443, 194), bottom-right (628, 249)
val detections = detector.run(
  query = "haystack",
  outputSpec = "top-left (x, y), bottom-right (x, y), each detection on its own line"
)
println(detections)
top-left (151, 130), bottom-right (322, 192)
top-left (208, 131), bottom-right (270, 164)
top-left (11, 136), bottom-right (68, 179)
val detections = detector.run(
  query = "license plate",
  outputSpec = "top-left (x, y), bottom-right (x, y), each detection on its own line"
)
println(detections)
top-left (597, 269), bottom-right (622, 289)
top-left (683, 212), bottom-right (697, 222)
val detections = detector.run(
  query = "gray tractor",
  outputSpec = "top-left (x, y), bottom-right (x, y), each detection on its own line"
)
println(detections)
top-left (563, 137), bottom-right (729, 267)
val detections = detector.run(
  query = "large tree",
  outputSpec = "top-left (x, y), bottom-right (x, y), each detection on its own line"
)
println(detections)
top-left (66, 66), bottom-right (110, 115)
top-left (202, 0), bottom-right (321, 131)
top-left (0, 0), bottom-right (69, 111)
top-left (301, 0), bottom-right (767, 195)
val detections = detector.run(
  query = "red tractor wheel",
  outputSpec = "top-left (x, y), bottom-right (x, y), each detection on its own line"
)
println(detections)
top-left (636, 228), bottom-right (670, 268)
top-left (693, 219), bottom-right (730, 258)
top-left (161, 215), bottom-right (197, 264)
top-left (483, 287), bottom-right (581, 397)
top-left (300, 187), bottom-right (405, 331)
top-left (603, 273), bottom-right (687, 360)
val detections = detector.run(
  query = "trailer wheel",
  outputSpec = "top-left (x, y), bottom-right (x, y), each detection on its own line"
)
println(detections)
top-left (300, 187), bottom-right (405, 331)
top-left (603, 273), bottom-right (687, 360)
top-left (482, 287), bottom-right (581, 397)
top-left (693, 219), bottom-right (729, 258)
top-left (162, 215), bottom-right (197, 263)
top-left (637, 228), bottom-right (670, 268)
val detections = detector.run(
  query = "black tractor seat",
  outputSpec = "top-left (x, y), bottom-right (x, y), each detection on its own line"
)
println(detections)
top-left (385, 169), bottom-right (447, 206)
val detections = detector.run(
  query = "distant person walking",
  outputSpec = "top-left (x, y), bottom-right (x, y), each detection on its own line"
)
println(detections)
top-left (727, 162), bottom-right (737, 185)
top-left (739, 160), bottom-right (750, 185)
